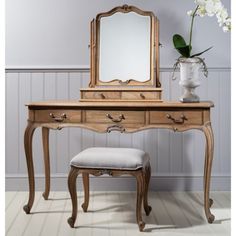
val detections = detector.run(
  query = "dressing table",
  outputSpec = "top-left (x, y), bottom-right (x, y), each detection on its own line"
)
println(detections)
top-left (23, 5), bottom-right (215, 224)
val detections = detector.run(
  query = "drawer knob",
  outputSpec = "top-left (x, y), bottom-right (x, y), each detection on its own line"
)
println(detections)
top-left (106, 114), bottom-right (125, 123)
top-left (100, 93), bottom-right (106, 99)
top-left (140, 93), bottom-right (145, 99)
top-left (49, 113), bottom-right (67, 122)
top-left (166, 114), bottom-right (187, 124)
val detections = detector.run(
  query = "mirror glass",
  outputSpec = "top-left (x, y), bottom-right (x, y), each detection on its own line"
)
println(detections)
top-left (99, 12), bottom-right (151, 83)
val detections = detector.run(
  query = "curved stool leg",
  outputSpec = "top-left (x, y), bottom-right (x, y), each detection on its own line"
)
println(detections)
top-left (67, 167), bottom-right (79, 228)
top-left (143, 164), bottom-right (152, 216)
top-left (81, 173), bottom-right (89, 212)
top-left (135, 171), bottom-right (145, 232)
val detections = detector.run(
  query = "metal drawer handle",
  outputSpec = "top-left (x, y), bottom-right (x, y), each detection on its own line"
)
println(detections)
top-left (106, 114), bottom-right (125, 123)
top-left (107, 125), bottom-right (125, 133)
top-left (166, 114), bottom-right (187, 124)
top-left (49, 113), bottom-right (67, 122)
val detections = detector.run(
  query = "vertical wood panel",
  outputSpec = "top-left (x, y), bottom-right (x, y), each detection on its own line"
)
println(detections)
top-left (182, 131), bottom-right (195, 175)
top-left (193, 71), bottom-right (208, 175)
top-left (144, 129), bottom-right (157, 174)
top-left (81, 72), bottom-right (95, 150)
top-left (68, 72), bottom-right (83, 160)
top-left (6, 73), bottom-right (19, 174)
top-left (106, 132), bottom-right (119, 147)
top-left (55, 73), bottom-right (70, 173)
top-left (119, 133), bottom-right (132, 148)
top-left (44, 73), bottom-right (57, 173)
top-left (207, 71), bottom-right (221, 174)
top-left (31, 73), bottom-right (44, 174)
top-left (18, 73), bottom-right (31, 174)
top-left (157, 72), bottom-right (171, 174)
top-left (168, 71), bottom-right (184, 174)
top-left (219, 71), bottom-right (231, 174)
top-left (131, 130), bottom-right (144, 150)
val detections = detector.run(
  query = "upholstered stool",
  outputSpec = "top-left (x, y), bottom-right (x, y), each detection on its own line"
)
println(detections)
top-left (67, 147), bottom-right (152, 231)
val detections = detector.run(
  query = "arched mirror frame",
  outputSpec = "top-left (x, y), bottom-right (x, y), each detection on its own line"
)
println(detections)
top-left (89, 5), bottom-right (161, 88)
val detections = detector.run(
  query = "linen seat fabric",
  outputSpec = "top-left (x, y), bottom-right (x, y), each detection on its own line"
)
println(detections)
top-left (70, 147), bottom-right (150, 170)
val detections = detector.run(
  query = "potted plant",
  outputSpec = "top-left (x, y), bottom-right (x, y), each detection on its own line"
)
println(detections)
top-left (172, 0), bottom-right (231, 102)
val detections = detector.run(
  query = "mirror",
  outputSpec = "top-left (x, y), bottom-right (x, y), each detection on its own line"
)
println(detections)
top-left (99, 12), bottom-right (150, 83)
top-left (90, 5), bottom-right (160, 87)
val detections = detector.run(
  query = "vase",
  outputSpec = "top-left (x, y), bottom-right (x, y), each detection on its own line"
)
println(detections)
top-left (179, 57), bottom-right (201, 102)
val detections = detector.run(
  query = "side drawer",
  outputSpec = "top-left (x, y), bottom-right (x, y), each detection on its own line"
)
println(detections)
top-left (85, 110), bottom-right (145, 124)
top-left (121, 91), bottom-right (161, 100)
top-left (150, 110), bottom-right (203, 125)
top-left (34, 110), bottom-right (81, 123)
top-left (81, 91), bottom-right (121, 100)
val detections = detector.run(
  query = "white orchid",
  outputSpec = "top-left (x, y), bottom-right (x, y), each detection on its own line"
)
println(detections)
top-left (173, 0), bottom-right (230, 58)
top-left (191, 0), bottom-right (231, 31)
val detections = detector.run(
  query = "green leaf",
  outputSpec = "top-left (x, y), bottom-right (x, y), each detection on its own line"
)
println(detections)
top-left (190, 46), bottom-right (213, 58)
top-left (173, 34), bottom-right (187, 48)
top-left (176, 45), bottom-right (191, 58)
top-left (173, 34), bottom-right (191, 57)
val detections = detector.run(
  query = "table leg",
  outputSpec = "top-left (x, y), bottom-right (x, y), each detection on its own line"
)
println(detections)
top-left (202, 122), bottom-right (215, 223)
top-left (42, 127), bottom-right (50, 200)
top-left (23, 122), bottom-right (36, 214)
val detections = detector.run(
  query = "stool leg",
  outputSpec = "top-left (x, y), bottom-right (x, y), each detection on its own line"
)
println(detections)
top-left (67, 167), bottom-right (79, 228)
top-left (143, 164), bottom-right (152, 216)
top-left (81, 173), bottom-right (89, 212)
top-left (135, 172), bottom-right (145, 232)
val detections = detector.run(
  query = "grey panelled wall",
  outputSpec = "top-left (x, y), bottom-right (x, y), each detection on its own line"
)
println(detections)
top-left (5, 68), bottom-right (231, 191)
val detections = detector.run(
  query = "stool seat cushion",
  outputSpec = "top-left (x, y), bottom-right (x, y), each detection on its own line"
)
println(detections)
top-left (70, 147), bottom-right (150, 170)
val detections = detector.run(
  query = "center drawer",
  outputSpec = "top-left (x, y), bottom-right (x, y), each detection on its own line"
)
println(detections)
top-left (84, 110), bottom-right (145, 124)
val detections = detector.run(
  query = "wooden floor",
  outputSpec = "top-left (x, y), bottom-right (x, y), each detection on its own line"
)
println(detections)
top-left (6, 191), bottom-right (230, 236)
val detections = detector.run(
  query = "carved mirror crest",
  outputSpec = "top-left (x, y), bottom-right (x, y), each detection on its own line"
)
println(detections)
top-left (89, 5), bottom-right (160, 87)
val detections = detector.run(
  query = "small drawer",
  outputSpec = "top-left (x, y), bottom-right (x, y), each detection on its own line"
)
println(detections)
top-left (150, 111), bottom-right (203, 125)
top-left (85, 110), bottom-right (145, 124)
top-left (121, 91), bottom-right (161, 100)
top-left (34, 110), bottom-right (81, 123)
top-left (81, 91), bottom-right (121, 100)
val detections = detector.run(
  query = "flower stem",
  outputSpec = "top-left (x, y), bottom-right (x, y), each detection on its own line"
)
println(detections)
top-left (189, 5), bottom-right (199, 50)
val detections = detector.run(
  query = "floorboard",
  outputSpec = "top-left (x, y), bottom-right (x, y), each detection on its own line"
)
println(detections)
top-left (5, 191), bottom-right (231, 236)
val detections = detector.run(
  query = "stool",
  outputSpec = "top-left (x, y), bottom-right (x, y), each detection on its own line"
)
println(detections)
top-left (67, 147), bottom-right (152, 231)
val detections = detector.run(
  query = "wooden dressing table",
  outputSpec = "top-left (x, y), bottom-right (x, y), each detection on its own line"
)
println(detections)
top-left (24, 100), bottom-right (215, 224)
top-left (23, 5), bottom-right (215, 225)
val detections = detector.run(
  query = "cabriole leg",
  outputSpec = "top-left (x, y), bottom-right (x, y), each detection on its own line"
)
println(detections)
top-left (23, 122), bottom-right (37, 214)
top-left (203, 123), bottom-right (215, 223)
top-left (42, 127), bottom-right (50, 200)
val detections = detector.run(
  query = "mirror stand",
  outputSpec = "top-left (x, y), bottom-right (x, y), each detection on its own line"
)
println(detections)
top-left (80, 5), bottom-right (162, 102)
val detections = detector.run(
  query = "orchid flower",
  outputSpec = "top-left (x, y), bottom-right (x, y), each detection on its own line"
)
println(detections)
top-left (173, 0), bottom-right (231, 58)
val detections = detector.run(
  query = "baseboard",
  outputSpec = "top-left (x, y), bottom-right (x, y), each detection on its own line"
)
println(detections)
top-left (5, 175), bottom-right (231, 191)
